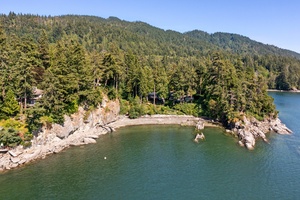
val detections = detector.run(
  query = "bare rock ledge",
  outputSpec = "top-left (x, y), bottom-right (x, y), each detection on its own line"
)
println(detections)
top-left (234, 116), bottom-right (292, 150)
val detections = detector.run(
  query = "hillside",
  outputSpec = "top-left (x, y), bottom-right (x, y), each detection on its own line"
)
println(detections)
top-left (0, 13), bottom-right (299, 93)
top-left (1, 13), bottom-right (300, 90)
top-left (185, 30), bottom-right (300, 59)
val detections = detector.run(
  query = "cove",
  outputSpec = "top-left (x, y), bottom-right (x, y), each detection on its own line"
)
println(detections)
top-left (1, 92), bottom-right (300, 199)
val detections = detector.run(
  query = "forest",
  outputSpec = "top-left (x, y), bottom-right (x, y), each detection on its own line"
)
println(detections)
top-left (0, 12), bottom-right (299, 147)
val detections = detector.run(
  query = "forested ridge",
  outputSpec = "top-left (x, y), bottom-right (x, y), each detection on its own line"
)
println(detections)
top-left (0, 13), bottom-right (298, 147)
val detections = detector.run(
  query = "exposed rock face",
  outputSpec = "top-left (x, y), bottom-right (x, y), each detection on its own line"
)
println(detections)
top-left (194, 133), bottom-right (205, 143)
top-left (0, 97), bottom-right (120, 172)
top-left (196, 120), bottom-right (205, 130)
top-left (234, 116), bottom-right (292, 150)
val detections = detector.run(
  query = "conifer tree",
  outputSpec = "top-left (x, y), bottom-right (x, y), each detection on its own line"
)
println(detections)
top-left (0, 24), bottom-right (10, 98)
top-left (33, 29), bottom-right (50, 84)
top-left (12, 35), bottom-right (40, 110)
top-left (0, 89), bottom-right (20, 118)
top-left (124, 52), bottom-right (140, 97)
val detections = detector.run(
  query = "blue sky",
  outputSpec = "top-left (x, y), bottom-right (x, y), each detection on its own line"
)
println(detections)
top-left (1, 0), bottom-right (300, 53)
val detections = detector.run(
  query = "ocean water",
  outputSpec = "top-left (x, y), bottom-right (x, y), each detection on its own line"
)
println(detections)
top-left (0, 92), bottom-right (300, 200)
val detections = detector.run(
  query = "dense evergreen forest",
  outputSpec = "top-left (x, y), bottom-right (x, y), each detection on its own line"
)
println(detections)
top-left (0, 12), bottom-right (299, 147)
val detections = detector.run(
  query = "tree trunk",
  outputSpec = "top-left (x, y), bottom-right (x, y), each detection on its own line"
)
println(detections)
top-left (24, 92), bottom-right (27, 111)
top-left (153, 83), bottom-right (156, 105)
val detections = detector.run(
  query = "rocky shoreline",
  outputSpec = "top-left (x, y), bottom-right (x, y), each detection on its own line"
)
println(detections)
top-left (0, 99), bottom-right (292, 172)
top-left (0, 99), bottom-right (214, 172)
top-left (232, 116), bottom-right (292, 150)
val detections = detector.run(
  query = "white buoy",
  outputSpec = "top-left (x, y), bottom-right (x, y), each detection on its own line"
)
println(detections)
top-left (104, 157), bottom-right (107, 160)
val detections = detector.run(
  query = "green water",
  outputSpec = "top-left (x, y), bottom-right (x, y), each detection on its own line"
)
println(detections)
top-left (1, 92), bottom-right (300, 199)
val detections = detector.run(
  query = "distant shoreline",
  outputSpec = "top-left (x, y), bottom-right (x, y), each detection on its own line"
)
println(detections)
top-left (267, 89), bottom-right (300, 93)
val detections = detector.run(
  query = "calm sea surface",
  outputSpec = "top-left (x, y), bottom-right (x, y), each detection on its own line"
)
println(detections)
top-left (1, 92), bottom-right (300, 200)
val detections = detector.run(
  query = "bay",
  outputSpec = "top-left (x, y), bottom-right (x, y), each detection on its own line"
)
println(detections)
top-left (1, 92), bottom-right (300, 199)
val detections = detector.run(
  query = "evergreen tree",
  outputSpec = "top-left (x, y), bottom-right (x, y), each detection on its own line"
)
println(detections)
top-left (124, 52), bottom-right (140, 97)
top-left (0, 24), bottom-right (10, 98)
top-left (0, 89), bottom-right (20, 118)
top-left (154, 66), bottom-right (169, 99)
top-left (139, 65), bottom-right (154, 100)
top-left (33, 29), bottom-right (50, 84)
top-left (202, 53), bottom-right (239, 123)
top-left (12, 35), bottom-right (40, 110)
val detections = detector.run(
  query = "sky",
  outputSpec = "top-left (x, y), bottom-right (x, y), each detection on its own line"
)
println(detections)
top-left (1, 0), bottom-right (300, 53)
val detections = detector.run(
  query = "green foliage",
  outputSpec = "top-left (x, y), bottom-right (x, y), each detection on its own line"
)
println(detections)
top-left (0, 14), bottom-right (292, 142)
top-left (173, 103), bottom-right (200, 116)
top-left (39, 116), bottom-right (54, 129)
top-left (0, 119), bottom-right (30, 147)
top-left (0, 127), bottom-right (22, 147)
top-left (0, 118), bottom-right (27, 131)
top-left (128, 108), bottom-right (140, 119)
top-left (84, 88), bottom-right (103, 108)
top-left (107, 88), bottom-right (117, 100)
top-left (66, 99), bottom-right (79, 114)
top-left (128, 96), bottom-right (145, 119)
top-left (119, 99), bottom-right (130, 115)
top-left (26, 105), bottom-right (46, 133)
top-left (201, 53), bottom-right (276, 125)
top-left (0, 89), bottom-right (20, 118)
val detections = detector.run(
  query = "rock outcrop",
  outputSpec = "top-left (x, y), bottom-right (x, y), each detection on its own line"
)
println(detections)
top-left (233, 116), bottom-right (292, 150)
top-left (196, 120), bottom-right (205, 130)
top-left (194, 133), bottom-right (205, 142)
top-left (0, 97), bottom-right (120, 172)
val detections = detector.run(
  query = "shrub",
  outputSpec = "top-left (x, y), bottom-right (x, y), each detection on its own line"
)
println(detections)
top-left (40, 116), bottom-right (54, 129)
top-left (0, 127), bottom-right (22, 147)
top-left (128, 96), bottom-right (145, 118)
top-left (0, 118), bottom-right (32, 147)
top-left (173, 103), bottom-right (200, 116)
top-left (66, 99), bottom-right (79, 114)
top-left (120, 99), bottom-right (130, 115)
top-left (108, 88), bottom-right (117, 100)
top-left (128, 107), bottom-right (140, 119)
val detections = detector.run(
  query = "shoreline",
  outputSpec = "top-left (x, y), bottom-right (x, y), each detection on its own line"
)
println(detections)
top-left (267, 89), bottom-right (300, 93)
top-left (0, 113), bottom-right (291, 172)
top-left (0, 114), bottom-right (213, 172)
top-left (108, 115), bottom-right (219, 129)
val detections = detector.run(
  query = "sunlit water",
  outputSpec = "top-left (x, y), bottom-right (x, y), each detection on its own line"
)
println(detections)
top-left (1, 92), bottom-right (300, 200)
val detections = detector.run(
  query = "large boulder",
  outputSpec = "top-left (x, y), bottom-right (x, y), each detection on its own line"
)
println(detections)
top-left (194, 133), bottom-right (205, 143)
top-left (51, 116), bottom-right (76, 139)
top-left (237, 129), bottom-right (255, 150)
top-left (196, 120), bottom-right (205, 130)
